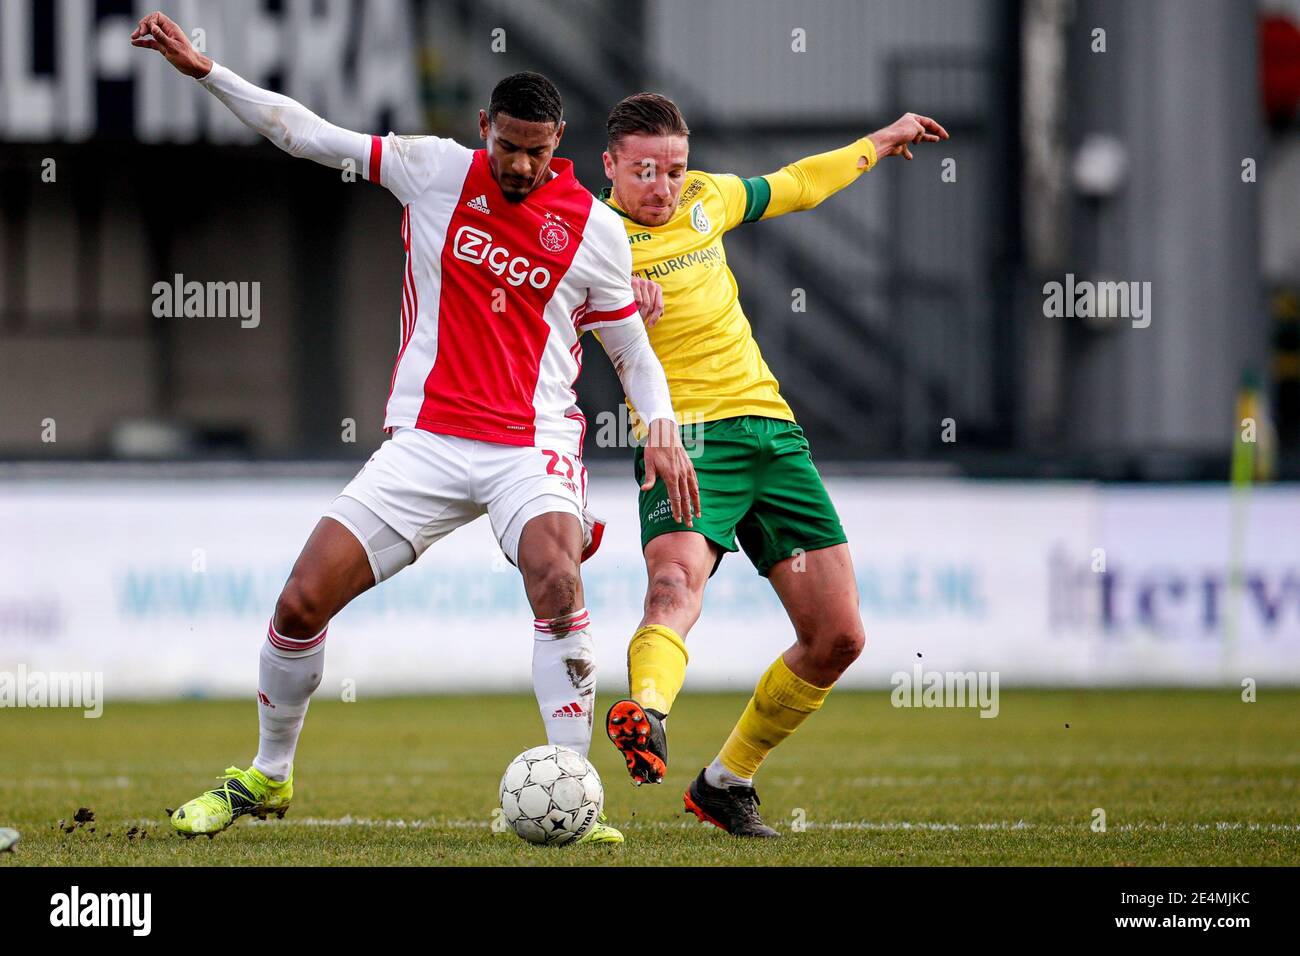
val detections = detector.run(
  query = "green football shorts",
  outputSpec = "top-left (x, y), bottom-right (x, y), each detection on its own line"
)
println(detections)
top-left (634, 415), bottom-right (847, 576)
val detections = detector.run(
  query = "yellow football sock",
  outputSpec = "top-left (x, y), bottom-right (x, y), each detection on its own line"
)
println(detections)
top-left (627, 624), bottom-right (688, 714)
top-left (718, 655), bottom-right (833, 779)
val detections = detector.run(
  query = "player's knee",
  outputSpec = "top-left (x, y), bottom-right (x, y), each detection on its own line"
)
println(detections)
top-left (827, 625), bottom-right (866, 672)
top-left (525, 563), bottom-right (581, 619)
top-left (274, 579), bottom-right (331, 638)
top-left (806, 622), bottom-right (865, 675)
top-left (645, 560), bottom-right (703, 616)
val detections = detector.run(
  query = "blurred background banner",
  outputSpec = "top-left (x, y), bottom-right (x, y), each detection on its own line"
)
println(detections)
top-left (2, 0), bottom-right (1298, 472)
top-left (2, 476), bottom-right (1296, 695)
top-left (2, 0), bottom-right (1298, 693)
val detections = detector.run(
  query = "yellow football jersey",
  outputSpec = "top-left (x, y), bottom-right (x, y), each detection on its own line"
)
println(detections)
top-left (597, 135), bottom-right (877, 433)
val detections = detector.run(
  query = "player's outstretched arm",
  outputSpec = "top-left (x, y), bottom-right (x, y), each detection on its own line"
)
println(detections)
top-left (130, 11), bottom-right (369, 173)
top-left (738, 112), bottom-right (949, 223)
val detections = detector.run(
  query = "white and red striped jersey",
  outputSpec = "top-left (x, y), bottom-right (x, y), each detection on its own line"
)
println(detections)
top-left (369, 136), bottom-right (640, 456)
top-left (197, 61), bottom-right (675, 460)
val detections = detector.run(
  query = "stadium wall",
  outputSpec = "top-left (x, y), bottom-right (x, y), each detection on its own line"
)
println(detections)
top-left (2, 477), bottom-right (1297, 699)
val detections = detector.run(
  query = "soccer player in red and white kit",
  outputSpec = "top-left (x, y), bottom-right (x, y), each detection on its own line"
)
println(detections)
top-left (132, 12), bottom-right (699, 844)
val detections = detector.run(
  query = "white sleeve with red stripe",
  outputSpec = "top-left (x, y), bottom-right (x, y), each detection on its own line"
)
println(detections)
top-left (574, 202), bottom-right (641, 332)
top-left (365, 133), bottom-right (469, 205)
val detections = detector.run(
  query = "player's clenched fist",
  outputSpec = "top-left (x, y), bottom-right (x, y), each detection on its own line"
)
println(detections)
top-left (868, 112), bottom-right (949, 162)
top-left (130, 11), bottom-right (213, 79)
top-left (632, 276), bottom-right (665, 327)
top-left (640, 418), bottom-right (701, 527)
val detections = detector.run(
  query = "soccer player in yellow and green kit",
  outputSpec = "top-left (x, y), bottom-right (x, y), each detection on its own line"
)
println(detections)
top-left (599, 94), bottom-right (948, 836)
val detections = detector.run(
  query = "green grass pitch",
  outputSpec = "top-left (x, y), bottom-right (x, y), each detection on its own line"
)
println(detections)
top-left (3, 689), bottom-right (1298, 866)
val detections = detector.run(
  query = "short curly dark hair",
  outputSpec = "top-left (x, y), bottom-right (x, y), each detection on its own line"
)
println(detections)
top-left (488, 72), bottom-right (563, 126)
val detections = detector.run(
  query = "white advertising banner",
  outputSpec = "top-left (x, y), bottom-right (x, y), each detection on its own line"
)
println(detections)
top-left (1, 478), bottom-right (1297, 698)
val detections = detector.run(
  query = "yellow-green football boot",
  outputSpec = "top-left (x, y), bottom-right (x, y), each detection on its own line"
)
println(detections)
top-left (170, 765), bottom-right (293, 839)
top-left (576, 812), bottom-right (623, 845)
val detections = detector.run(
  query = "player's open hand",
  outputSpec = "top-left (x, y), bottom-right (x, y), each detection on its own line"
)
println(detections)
top-left (641, 418), bottom-right (701, 527)
top-left (632, 277), bottom-right (664, 327)
top-left (130, 11), bottom-right (213, 79)
top-left (868, 112), bottom-right (948, 162)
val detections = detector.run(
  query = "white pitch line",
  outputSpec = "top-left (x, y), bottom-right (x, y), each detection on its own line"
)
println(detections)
top-left (808, 821), bottom-right (1033, 831)
top-left (118, 817), bottom-right (1300, 833)
top-left (804, 821), bottom-right (1300, 832)
top-left (251, 816), bottom-right (489, 829)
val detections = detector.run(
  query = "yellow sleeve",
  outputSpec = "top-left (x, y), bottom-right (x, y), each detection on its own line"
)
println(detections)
top-left (737, 136), bottom-right (878, 223)
top-left (699, 173), bottom-right (749, 231)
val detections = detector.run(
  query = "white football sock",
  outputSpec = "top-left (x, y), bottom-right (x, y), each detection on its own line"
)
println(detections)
top-left (532, 609), bottom-right (596, 758)
top-left (705, 756), bottom-right (753, 790)
top-left (252, 621), bottom-right (326, 782)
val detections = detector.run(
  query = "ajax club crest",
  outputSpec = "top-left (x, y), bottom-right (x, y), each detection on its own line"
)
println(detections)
top-left (539, 212), bottom-right (570, 253)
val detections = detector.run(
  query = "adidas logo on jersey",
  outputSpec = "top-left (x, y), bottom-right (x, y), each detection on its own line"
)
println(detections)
top-left (466, 194), bottom-right (490, 214)
top-left (551, 702), bottom-right (586, 719)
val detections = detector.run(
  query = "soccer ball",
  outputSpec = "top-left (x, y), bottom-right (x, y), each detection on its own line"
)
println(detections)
top-left (499, 745), bottom-right (603, 845)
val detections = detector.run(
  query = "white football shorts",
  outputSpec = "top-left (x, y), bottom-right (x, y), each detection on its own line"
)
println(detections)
top-left (326, 426), bottom-right (604, 582)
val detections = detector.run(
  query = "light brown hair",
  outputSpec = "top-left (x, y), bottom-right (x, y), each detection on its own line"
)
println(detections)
top-left (606, 93), bottom-right (690, 153)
